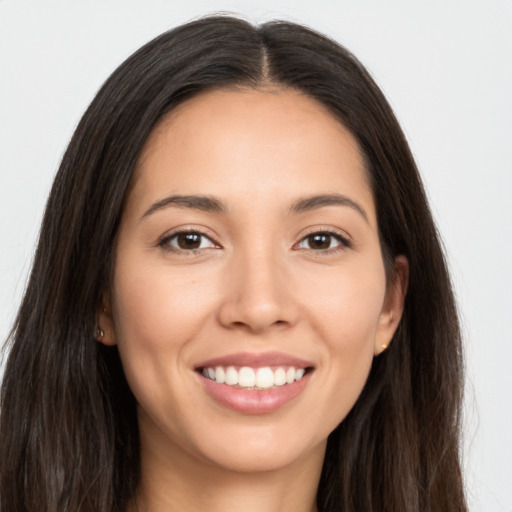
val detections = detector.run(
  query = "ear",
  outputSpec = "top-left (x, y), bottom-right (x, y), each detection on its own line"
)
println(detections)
top-left (97, 291), bottom-right (117, 346)
top-left (374, 255), bottom-right (408, 355)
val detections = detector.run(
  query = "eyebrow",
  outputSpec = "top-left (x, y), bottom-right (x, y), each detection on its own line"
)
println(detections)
top-left (142, 194), bottom-right (227, 219)
top-left (141, 192), bottom-right (368, 223)
top-left (289, 193), bottom-right (369, 223)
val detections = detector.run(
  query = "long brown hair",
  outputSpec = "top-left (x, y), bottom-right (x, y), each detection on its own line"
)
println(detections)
top-left (0, 15), bottom-right (467, 512)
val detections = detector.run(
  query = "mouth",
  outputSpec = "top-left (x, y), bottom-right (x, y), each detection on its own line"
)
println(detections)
top-left (194, 352), bottom-right (315, 414)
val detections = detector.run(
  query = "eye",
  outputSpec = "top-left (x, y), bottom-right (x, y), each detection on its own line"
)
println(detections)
top-left (296, 231), bottom-right (350, 251)
top-left (160, 231), bottom-right (218, 252)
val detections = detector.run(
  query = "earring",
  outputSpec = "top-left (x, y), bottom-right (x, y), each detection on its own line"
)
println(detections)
top-left (95, 327), bottom-right (105, 342)
top-left (382, 344), bottom-right (388, 350)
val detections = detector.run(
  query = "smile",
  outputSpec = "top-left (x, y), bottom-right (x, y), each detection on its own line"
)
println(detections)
top-left (195, 352), bottom-right (314, 414)
top-left (201, 365), bottom-right (307, 389)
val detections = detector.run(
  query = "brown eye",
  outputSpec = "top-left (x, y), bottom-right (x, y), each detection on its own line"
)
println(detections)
top-left (177, 232), bottom-right (202, 249)
top-left (297, 231), bottom-right (349, 251)
top-left (306, 233), bottom-right (332, 250)
top-left (161, 231), bottom-right (217, 251)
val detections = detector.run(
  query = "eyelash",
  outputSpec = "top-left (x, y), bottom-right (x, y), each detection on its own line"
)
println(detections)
top-left (158, 229), bottom-right (352, 255)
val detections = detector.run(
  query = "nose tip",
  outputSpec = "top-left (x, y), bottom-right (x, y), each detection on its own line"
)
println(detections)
top-left (216, 254), bottom-right (297, 333)
top-left (218, 295), bottom-right (289, 333)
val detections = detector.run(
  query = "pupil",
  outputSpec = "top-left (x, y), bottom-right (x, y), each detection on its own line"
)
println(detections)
top-left (309, 233), bottom-right (330, 249)
top-left (178, 233), bottom-right (201, 249)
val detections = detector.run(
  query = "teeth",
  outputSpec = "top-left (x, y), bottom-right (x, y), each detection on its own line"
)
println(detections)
top-left (274, 367), bottom-right (286, 386)
top-left (238, 367), bottom-right (255, 387)
top-left (202, 365), bottom-right (308, 389)
top-left (255, 367), bottom-right (274, 389)
top-left (225, 366), bottom-right (238, 385)
top-left (215, 366), bottom-right (225, 384)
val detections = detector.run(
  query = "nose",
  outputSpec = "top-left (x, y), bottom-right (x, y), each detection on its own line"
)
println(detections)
top-left (217, 246), bottom-right (299, 334)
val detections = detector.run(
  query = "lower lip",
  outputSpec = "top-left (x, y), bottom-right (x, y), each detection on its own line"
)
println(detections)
top-left (199, 372), bottom-right (311, 414)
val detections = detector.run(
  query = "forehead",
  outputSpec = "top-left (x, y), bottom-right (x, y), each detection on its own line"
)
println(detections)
top-left (128, 87), bottom-right (375, 222)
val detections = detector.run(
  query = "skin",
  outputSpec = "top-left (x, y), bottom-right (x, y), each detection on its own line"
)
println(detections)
top-left (99, 87), bottom-right (407, 512)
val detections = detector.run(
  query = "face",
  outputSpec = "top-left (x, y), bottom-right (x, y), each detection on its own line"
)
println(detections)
top-left (100, 88), bottom-right (406, 475)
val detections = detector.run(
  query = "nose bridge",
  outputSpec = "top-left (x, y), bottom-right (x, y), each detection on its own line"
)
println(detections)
top-left (218, 238), bottom-right (295, 332)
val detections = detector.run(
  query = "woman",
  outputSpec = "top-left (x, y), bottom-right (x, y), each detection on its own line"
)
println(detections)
top-left (0, 15), bottom-right (467, 512)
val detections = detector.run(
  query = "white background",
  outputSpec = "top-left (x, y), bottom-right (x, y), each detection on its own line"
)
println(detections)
top-left (0, 1), bottom-right (511, 510)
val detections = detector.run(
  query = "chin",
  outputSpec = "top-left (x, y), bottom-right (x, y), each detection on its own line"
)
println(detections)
top-left (192, 426), bottom-right (327, 475)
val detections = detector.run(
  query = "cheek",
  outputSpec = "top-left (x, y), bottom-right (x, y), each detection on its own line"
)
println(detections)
top-left (109, 253), bottom-right (219, 398)
top-left (304, 258), bottom-right (386, 345)
top-left (109, 256), bottom-right (220, 430)
top-left (300, 259), bottom-right (386, 420)
top-left (112, 256), bottom-right (213, 347)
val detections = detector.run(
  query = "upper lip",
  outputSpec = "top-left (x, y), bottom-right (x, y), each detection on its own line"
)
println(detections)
top-left (195, 351), bottom-right (314, 370)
